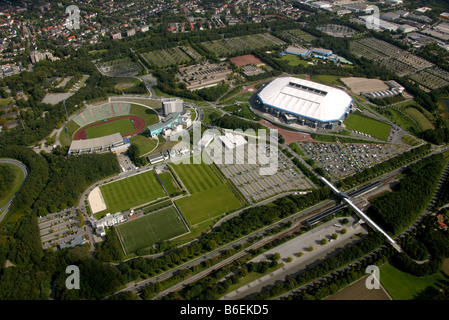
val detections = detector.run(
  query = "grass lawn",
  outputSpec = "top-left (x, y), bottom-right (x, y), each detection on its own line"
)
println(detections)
top-left (223, 104), bottom-right (261, 121)
top-left (172, 158), bottom-right (243, 226)
top-left (289, 142), bottom-right (305, 156)
top-left (115, 206), bottom-right (188, 255)
top-left (277, 54), bottom-right (311, 67)
top-left (309, 75), bottom-right (342, 87)
top-left (344, 113), bottom-right (391, 140)
top-left (96, 170), bottom-right (166, 218)
top-left (130, 135), bottom-right (158, 156)
top-left (0, 163), bottom-right (25, 209)
top-left (404, 107), bottom-right (435, 131)
top-left (401, 135), bottom-right (421, 146)
top-left (85, 117), bottom-right (136, 139)
top-left (201, 108), bottom-right (223, 125)
top-left (380, 263), bottom-right (448, 300)
top-left (158, 171), bottom-right (181, 195)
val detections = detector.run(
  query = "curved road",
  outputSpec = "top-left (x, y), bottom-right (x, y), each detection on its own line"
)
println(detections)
top-left (0, 158), bottom-right (28, 222)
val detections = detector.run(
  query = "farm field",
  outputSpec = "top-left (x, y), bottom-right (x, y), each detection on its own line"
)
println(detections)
top-left (85, 117), bottom-right (136, 139)
top-left (95, 170), bottom-right (167, 218)
top-left (171, 159), bottom-right (243, 226)
top-left (345, 113), bottom-right (391, 140)
top-left (380, 264), bottom-right (448, 300)
top-left (0, 163), bottom-right (25, 209)
top-left (115, 206), bottom-right (188, 255)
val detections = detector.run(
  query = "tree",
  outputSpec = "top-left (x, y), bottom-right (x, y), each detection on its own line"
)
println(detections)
top-left (331, 233), bottom-right (338, 240)
top-left (270, 252), bottom-right (281, 261)
top-left (321, 238), bottom-right (328, 245)
top-left (341, 228), bottom-right (347, 234)
top-left (308, 246), bottom-right (314, 252)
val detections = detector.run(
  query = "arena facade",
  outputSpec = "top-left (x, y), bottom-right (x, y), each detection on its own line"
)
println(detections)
top-left (255, 77), bottom-right (354, 129)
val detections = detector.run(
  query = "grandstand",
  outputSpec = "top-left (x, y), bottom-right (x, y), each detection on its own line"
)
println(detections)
top-left (68, 133), bottom-right (130, 155)
top-left (72, 103), bottom-right (134, 127)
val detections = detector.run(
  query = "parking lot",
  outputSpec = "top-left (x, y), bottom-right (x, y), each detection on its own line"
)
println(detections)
top-left (211, 139), bottom-right (314, 203)
top-left (38, 207), bottom-right (88, 250)
top-left (299, 141), bottom-right (408, 179)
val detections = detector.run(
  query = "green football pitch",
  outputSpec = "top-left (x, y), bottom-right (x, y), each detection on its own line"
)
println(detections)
top-left (85, 118), bottom-right (136, 139)
top-left (115, 206), bottom-right (188, 255)
top-left (96, 170), bottom-right (167, 218)
top-left (172, 159), bottom-right (243, 226)
top-left (344, 113), bottom-right (391, 140)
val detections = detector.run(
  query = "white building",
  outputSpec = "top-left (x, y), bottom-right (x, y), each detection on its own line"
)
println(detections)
top-left (162, 98), bottom-right (184, 116)
top-left (218, 132), bottom-right (247, 150)
top-left (196, 132), bottom-right (215, 150)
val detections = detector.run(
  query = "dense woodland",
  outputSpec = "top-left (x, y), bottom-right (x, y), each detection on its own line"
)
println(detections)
top-left (0, 165), bottom-right (16, 199)
top-left (368, 153), bottom-right (446, 235)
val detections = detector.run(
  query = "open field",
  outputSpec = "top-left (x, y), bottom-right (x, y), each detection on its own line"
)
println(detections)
top-left (401, 135), bottom-right (421, 146)
top-left (277, 54), bottom-right (311, 67)
top-left (130, 135), bottom-right (158, 156)
top-left (345, 113), bottom-right (391, 140)
top-left (84, 117), bottom-right (136, 139)
top-left (340, 77), bottom-right (388, 94)
top-left (325, 276), bottom-right (391, 300)
top-left (94, 170), bottom-right (166, 218)
top-left (0, 163), bottom-right (25, 209)
top-left (403, 107), bottom-right (435, 131)
top-left (377, 108), bottom-right (420, 134)
top-left (380, 264), bottom-right (448, 300)
top-left (116, 206), bottom-right (188, 255)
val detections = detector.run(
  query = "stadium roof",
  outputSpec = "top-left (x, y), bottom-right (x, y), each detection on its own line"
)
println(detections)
top-left (257, 77), bottom-right (352, 123)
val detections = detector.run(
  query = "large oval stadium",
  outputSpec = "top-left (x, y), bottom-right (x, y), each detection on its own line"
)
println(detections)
top-left (254, 77), bottom-right (354, 129)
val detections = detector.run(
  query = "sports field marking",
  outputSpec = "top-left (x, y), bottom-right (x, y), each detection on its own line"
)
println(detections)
top-left (115, 206), bottom-right (189, 254)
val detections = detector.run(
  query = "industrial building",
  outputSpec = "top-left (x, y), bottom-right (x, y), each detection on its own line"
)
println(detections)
top-left (255, 77), bottom-right (353, 128)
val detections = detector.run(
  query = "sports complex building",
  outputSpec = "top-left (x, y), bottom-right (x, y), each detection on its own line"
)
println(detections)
top-left (68, 133), bottom-right (130, 155)
top-left (254, 77), bottom-right (354, 129)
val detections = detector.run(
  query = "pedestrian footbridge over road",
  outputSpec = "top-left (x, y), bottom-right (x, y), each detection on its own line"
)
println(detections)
top-left (320, 177), bottom-right (402, 253)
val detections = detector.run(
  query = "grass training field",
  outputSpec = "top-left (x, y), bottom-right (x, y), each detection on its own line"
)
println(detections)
top-left (380, 264), bottom-right (448, 300)
top-left (172, 159), bottom-right (243, 226)
top-left (158, 171), bottom-right (182, 195)
top-left (96, 170), bottom-right (166, 217)
top-left (345, 113), bottom-right (391, 140)
top-left (116, 206), bottom-right (188, 255)
top-left (85, 118), bottom-right (136, 139)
